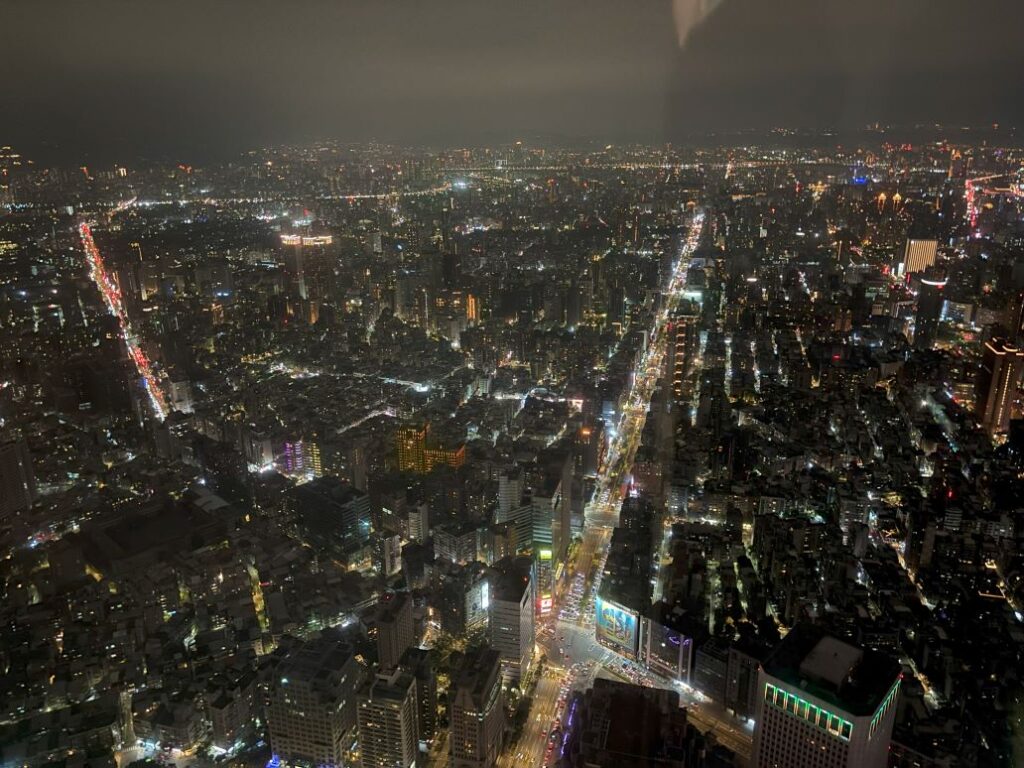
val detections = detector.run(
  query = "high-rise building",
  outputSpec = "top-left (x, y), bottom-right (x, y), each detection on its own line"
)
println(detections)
top-left (488, 556), bottom-right (534, 684)
top-left (396, 420), bottom-right (466, 474)
top-left (500, 502), bottom-right (534, 555)
top-left (666, 302), bottom-right (700, 400)
top-left (398, 646), bottom-right (438, 744)
top-left (530, 450), bottom-right (572, 605)
top-left (375, 533), bottom-right (403, 577)
top-left (976, 337), bottom-right (1024, 437)
top-left (1007, 290), bottom-right (1024, 346)
top-left (638, 601), bottom-right (703, 684)
top-left (289, 477), bottom-right (372, 557)
top-left (902, 238), bottom-right (938, 276)
top-left (450, 647), bottom-right (504, 768)
top-left (356, 669), bottom-right (419, 768)
top-left (466, 292), bottom-right (481, 324)
top-left (265, 635), bottom-right (362, 768)
top-left (752, 625), bottom-right (902, 768)
top-left (496, 465), bottom-right (524, 521)
top-left (438, 562), bottom-right (490, 636)
top-left (913, 273), bottom-right (946, 350)
top-left (396, 421), bottom-right (430, 474)
top-left (0, 438), bottom-right (36, 519)
top-left (280, 237), bottom-right (307, 300)
top-left (376, 591), bottom-right (415, 672)
top-left (408, 503), bottom-right (429, 543)
top-left (566, 679), bottom-right (715, 768)
top-left (725, 638), bottom-right (772, 721)
top-left (434, 521), bottom-right (479, 565)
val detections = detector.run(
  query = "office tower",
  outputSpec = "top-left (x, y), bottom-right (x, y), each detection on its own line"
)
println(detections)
top-left (976, 337), bottom-right (1024, 437)
top-left (399, 647), bottom-right (438, 743)
top-left (377, 591), bottom-right (415, 671)
top-left (450, 647), bottom-right (504, 768)
top-left (488, 556), bottom-right (534, 684)
top-left (0, 438), bottom-right (36, 519)
top-left (265, 635), bottom-right (361, 768)
top-left (913, 273), bottom-right (946, 350)
top-left (356, 669), bottom-right (418, 768)
top-left (496, 465), bottom-right (524, 521)
top-left (902, 238), bottom-right (938, 276)
top-left (752, 625), bottom-right (902, 768)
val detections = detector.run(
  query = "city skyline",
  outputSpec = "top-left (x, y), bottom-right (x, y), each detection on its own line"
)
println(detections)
top-left (3, 1), bottom-right (1024, 163)
top-left (3, 5), bottom-right (1024, 768)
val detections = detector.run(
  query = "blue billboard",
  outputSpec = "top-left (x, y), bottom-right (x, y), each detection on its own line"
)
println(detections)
top-left (595, 596), bottom-right (639, 656)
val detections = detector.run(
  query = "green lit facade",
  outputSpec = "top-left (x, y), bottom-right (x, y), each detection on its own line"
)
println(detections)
top-left (763, 682), bottom-right (854, 741)
top-left (869, 678), bottom-right (901, 738)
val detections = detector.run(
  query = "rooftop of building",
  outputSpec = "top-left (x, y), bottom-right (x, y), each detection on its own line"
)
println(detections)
top-left (273, 635), bottom-right (355, 688)
top-left (489, 556), bottom-right (532, 602)
top-left (762, 623), bottom-right (901, 717)
top-left (294, 475), bottom-right (366, 506)
top-left (362, 668), bottom-right (415, 703)
top-left (453, 647), bottom-right (501, 703)
top-left (376, 591), bottom-right (412, 624)
top-left (579, 679), bottom-right (693, 764)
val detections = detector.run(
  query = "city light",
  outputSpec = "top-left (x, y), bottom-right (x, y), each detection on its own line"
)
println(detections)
top-left (78, 223), bottom-right (169, 420)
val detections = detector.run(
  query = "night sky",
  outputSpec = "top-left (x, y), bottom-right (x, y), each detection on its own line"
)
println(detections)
top-left (3, 0), bottom-right (1023, 163)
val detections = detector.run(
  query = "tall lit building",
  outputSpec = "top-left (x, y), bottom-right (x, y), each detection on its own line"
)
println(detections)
top-left (901, 238), bottom-right (938, 276)
top-left (488, 556), bottom-right (534, 684)
top-left (466, 292), bottom-right (481, 324)
top-left (423, 442), bottom-right (466, 472)
top-left (0, 439), bottom-right (36, 519)
top-left (396, 420), bottom-right (466, 474)
top-left (1006, 290), bottom-right (1024, 345)
top-left (976, 337), bottom-right (1024, 438)
top-left (396, 422), bottom-right (430, 474)
top-left (376, 591), bottom-right (415, 672)
top-left (408, 503), bottom-right (429, 543)
top-left (280, 438), bottom-right (322, 477)
top-left (913, 273), bottom-right (946, 350)
top-left (279, 232), bottom-right (336, 301)
top-left (265, 635), bottom-right (361, 768)
top-left (496, 465), bottom-right (524, 521)
top-left (449, 647), bottom-right (504, 768)
top-left (356, 669), bottom-right (419, 768)
top-left (280, 237), bottom-right (307, 300)
top-left (752, 625), bottom-right (901, 768)
top-left (398, 646), bottom-right (438, 744)
top-left (666, 302), bottom-right (700, 400)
